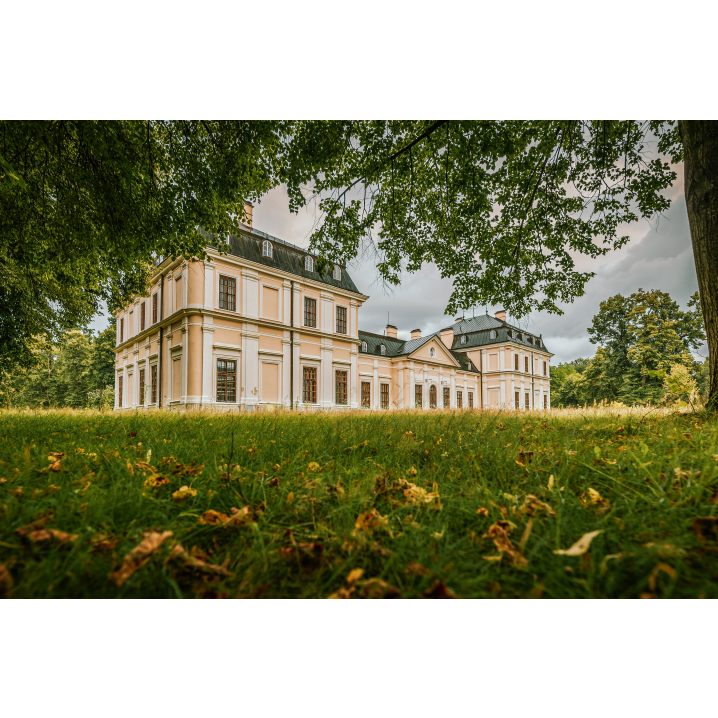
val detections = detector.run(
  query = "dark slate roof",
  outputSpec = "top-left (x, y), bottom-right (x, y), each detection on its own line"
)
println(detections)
top-left (200, 226), bottom-right (366, 296)
top-left (450, 322), bottom-right (550, 353)
top-left (358, 330), bottom-right (480, 374)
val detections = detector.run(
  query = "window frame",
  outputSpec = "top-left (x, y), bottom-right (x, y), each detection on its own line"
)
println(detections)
top-left (303, 297), bottom-right (317, 328)
top-left (525, 391), bottom-right (530, 409)
top-left (380, 344), bottom-right (386, 356)
top-left (460, 335), bottom-right (467, 345)
top-left (152, 293), bottom-right (158, 324)
top-left (429, 384), bottom-right (437, 408)
top-left (219, 274), bottom-right (237, 312)
top-left (120, 318), bottom-right (124, 343)
top-left (140, 303), bottom-right (146, 331)
top-left (468, 391), bottom-right (473, 408)
top-left (429, 347), bottom-right (436, 358)
top-left (515, 391), bottom-right (520, 409)
top-left (543, 360), bottom-right (547, 376)
top-left (118, 375), bottom-right (123, 408)
top-left (443, 386), bottom-right (450, 408)
top-left (216, 358), bottom-right (237, 403)
top-left (514, 354), bottom-right (519, 371)
top-left (139, 368), bottom-right (145, 405)
top-left (360, 341), bottom-right (367, 352)
top-left (333, 264), bottom-right (341, 281)
top-left (262, 240), bottom-right (273, 259)
top-left (380, 383), bottom-right (389, 409)
top-left (361, 381), bottom-right (371, 408)
top-left (543, 395), bottom-right (548, 409)
top-left (335, 305), bottom-right (347, 334)
top-left (457, 390), bottom-right (463, 409)
top-left (305, 255), bottom-right (314, 272)
top-left (335, 369), bottom-right (348, 405)
top-left (151, 364), bottom-right (157, 404)
top-left (525, 356), bottom-right (529, 373)
top-left (489, 330), bottom-right (496, 339)
top-left (414, 384), bottom-right (423, 408)
top-left (303, 366), bottom-right (317, 404)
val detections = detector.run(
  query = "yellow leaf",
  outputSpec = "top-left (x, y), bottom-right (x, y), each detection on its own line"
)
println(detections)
top-left (146, 449), bottom-right (152, 462)
top-left (547, 474), bottom-right (554, 491)
top-left (553, 530), bottom-right (602, 556)
top-left (648, 563), bottom-right (676, 591)
top-left (286, 491), bottom-right (294, 505)
top-left (126, 460), bottom-right (134, 475)
top-left (108, 531), bottom-right (173, 586)
top-left (171, 486), bottom-right (197, 501)
top-left (346, 568), bottom-right (364, 583)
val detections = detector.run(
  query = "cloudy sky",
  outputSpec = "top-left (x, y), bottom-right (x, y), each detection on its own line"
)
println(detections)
top-left (252, 171), bottom-right (706, 365)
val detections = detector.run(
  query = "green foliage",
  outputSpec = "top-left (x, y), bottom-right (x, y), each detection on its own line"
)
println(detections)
top-left (0, 407), bottom-right (717, 599)
top-left (663, 364), bottom-right (697, 407)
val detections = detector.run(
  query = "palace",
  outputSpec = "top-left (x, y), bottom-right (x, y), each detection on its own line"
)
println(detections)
top-left (113, 212), bottom-right (552, 411)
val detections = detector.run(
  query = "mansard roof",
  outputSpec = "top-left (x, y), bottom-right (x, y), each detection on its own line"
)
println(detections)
top-left (200, 226), bottom-right (366, 296)
top-left (358, 330), bottom-right (480, 374)
top-left (446, 314), bottom-right (551, 354)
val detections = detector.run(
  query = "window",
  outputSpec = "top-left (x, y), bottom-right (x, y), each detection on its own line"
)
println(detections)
top-left (543, 360), bottom-right (547, 376)
top-left (544, 395), bottom-right (548, 409)
top-left (468, 391), bottom-right (474, 408)
top-left (457, 390), bottom-right (463, 409)
top-left (262, 240), bottom-right (273, 258)
top-left (120, 318), bottom-right (124, 343)
top-left (333, 264), bottom-right (341, 281)
top-left (303, 367), bottom-right (317, 403)
top-left (429, 347), bottom-right (436, 358)
top-left (514, 354), bottom-right (519, 371)
top-left (490, 330), bottom-right (496, 339)
top-left (336, 306), bottom-right (347, 334)
top-left (361, 341), bottom-right (367, 352)
top-left (381, 384), bottom-right (389, 409)
top-left (216, 359), bottom-right (237, 402)
top-left (304, 297), bottom-right (316, 327)
top-left (151, 365), bottom-right (157, 404)
top-left (335, 370), bottom-right (348, 405)
top-left (525, 392), bottom-right (530, 409)
top-left (139, 368), bottom-right (145, 405)
top-left (361, 381), bottom-right (371, 408)
top-left (152, 293), bottom-right (158, 324)
top-left (467, 362), bottom-right (472, 371)
top-left (219, 275), bottom-right (236, 312)
top-left (380, 345), bottom-right (386, 356)
top-left (429, 384), bottom-right (437, 408)
top-left (414, 384), bottom-right (423, 408)
top-left (515, 391), bottom-right (520, 409)
top-left (525, 356), bottom-right (529, 373)
top-left (140, 303), bottom-right (145, 331)
top-left (443, 386), bottom-right (450, 408)
top-left (118, 375), bottom-right (123, 407)
top-left (460, 335), bottom-right (467, 345)
top-left (305, 255), bottom-right (314, 272)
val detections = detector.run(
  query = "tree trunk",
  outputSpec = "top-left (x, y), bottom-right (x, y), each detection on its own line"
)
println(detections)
top-left (679, 120), bottom-right (718, 410)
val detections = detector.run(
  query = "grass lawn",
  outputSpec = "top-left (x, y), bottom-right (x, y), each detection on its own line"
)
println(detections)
top-left (1, 406), bottom-right (717, 598)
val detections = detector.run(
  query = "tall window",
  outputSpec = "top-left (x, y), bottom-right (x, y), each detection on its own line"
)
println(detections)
top-left (304, 297), bottom-right (316, 327)
top-left (525, 392), bottom-right (530, 409)
top-left (490, 330), bottom-right (496, 339)
top-left (140, 303), bottom-right (145, 331)
top-left (118, 375), bottom-right (123, 407)
top-left (216, 359), bottom-right (237, 402)
top-left (544, 395), bottom-right (548, 409)
top-left (120, 318), bottom-right (124, 343)
top-left (152, 293), bottom-right (158, 324)
top-left (305, 255), bottom-right (314, 272)
top-left (361, 381), bottom-right (371, 408)
top-left (380, 345), bottom-right (386, 356)
top-left (429, 384), bottom-right (437, 408)
top-left (515, 391), bottom-right (520, 409)
top-left (415, 384), bottom-right (423, 408)
top-left (525, 356), bottom-right (529, 373)
top-left (443, 386), bottom-right (450, 408)
top-left (543, 361), bottom-right (547, 376)
top-left (219, 275), bottom-right (236, 312)
top-left (262, 240), bottom-right (273, 258)
top-left (303, 367), bottom-right (317, 403)
top-left (333, 264), bottom-right (341, 281)
top-left (468, 391), bottom-right (474, 408)
top-left (361, 341), bottom-right (367, 352)
top-left (457, 390), bottom-right (463, 409)
top-left (460, 335), bottom-right (467, 344)
top-left (514, 354), bottom-right (519, 371)
top-left (139, 368), bottom-right (145, 405)
top-left (336, 306), bottom-right (347, 334)
top-left (335, 370), bottom-right (348, 405)
top-left (381, 384), bottom-right (389, 409)
top-left (151, 365), bottom-right (157, 404)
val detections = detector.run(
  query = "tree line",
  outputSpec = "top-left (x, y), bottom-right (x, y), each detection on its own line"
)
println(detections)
top-left (551, 289), bottom-right (708, 407)
top-left (0, 326), bottom-right (116, 409)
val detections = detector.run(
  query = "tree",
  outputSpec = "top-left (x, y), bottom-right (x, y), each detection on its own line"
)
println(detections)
top-left (550, 358), bottom-right (590, 407)
top-left (88, 325), bottom-right (117, 393)
top-left (279, 121), bottom-right (717, 408)
top-left (0, 121), bottom-right (295, 365)
top-left (52, 330), bottom-right (93, 408)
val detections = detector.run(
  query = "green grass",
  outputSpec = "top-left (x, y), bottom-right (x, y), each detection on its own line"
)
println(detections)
top-left (1, 406), bottom-right (717, 598)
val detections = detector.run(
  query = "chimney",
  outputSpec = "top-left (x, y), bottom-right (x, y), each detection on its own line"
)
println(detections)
top-left (242, 202), bottom-right (253, 228)
top-left (386, 324), bottom-right (398, 339)
top-left (495, 309), bottom-right (506, 322)
top-left (440, 327), bottom-right (454, 349)
top-left (411, 328), bottom-right (421, 340)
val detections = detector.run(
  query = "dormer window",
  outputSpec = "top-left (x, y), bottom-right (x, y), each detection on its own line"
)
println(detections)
top-left (489, 330), bottom-right (497, 339)
top-left (333, 264), bottom-right (342, 281)
top-left (305, 255), bottom-right (314, 272)
top-left (429, 347), bottom-right (436, 358)
top-left (467, 362), bottom-right (472, 370)
top-left (460, 335), bottom-right (467, 345)
top-left (262, 240), bottom-right (273, 259)
top-left (361, 341), bottom-right (367, 352)
top-left (380, 344), bottom-right (386, 356)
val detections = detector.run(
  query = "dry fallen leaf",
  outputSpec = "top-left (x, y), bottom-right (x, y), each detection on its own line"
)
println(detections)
top-left (108, 531), bottom-right (173, 586)
top-left (354, 508), bottom-right (390, 535)
top-left (346, 568), bottom-right (364, 584)
top-left (286, 491), bottom-right (294, 505)
top-left (29, 528), bottom-right (78, 544)
top-left (547, 474), bottom-right (555, 491)
top-left (361, 578), bottom-right (401, 599)
top-left (404, 562), bottom-right (431, 577)
top-left (422, 581), bottom-right (457, 599)
top-left (166, 544), bottom-right (230, 576)
top-left (648, 563), bottom-right (676, 592)
top-left (171, 486), bottom-right (197, 501)
top-left (483, 522), bottom-right (527, 568)
top-left (476, 507), bottom-right (489, 516)
top-left (553, 530), bottom-right (603, 556)
top-left (398, 479), bottom-right (441, 508)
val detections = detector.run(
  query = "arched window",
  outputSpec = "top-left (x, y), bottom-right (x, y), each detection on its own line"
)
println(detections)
top-left (262, 240), bottom-right (273, 258)
top-left (333, 264), bottom-right (342, 281)
top-left (305, 255), bottom-right (314, 272)
top-left (429, 384), bottom-right (437, 408)
top-left (460, 335), bottom-right (467, 345)
top-left (429, 347), bottom-right (436, 358)
top-left (489, 330), bottom-right (497, 339)
top-left (361, 341), bottom-right (367, 352)
top-left (380, 344), bottom-right (386, 356)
